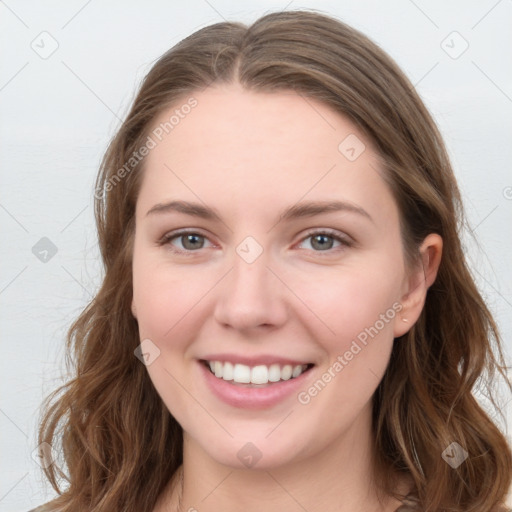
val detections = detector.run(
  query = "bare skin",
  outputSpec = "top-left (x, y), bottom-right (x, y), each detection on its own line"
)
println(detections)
top-left (131, 83), bottom-right (442, 512)
top-left (152, 465), bottom-right (416, 512)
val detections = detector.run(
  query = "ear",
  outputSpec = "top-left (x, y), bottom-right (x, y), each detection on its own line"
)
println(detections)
top-left (393, 233), bottom-right (443, 338)
top-left (131, 297), bottom-right (137, 319)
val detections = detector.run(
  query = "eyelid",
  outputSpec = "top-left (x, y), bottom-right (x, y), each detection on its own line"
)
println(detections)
top-left (158, 227), bottom-right (353, 255)
top-left (158, 228), bottom-right (215, 254)
top-left (295, 228), bottom-right (353, 254)
top-left (299, 227), bottom-right (353, 244)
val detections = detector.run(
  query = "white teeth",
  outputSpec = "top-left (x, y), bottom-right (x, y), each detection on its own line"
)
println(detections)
top-left (233, 364), bottom-right (251, 383)
top-left (268, 364), bottom-right (281, 382)
top-left (222, 362), bottom-right (234, 381)
top-left (292, 365), bottom-right (303, 378)
top-left (281, 365), bottom-right (293, 380)
top-left (251, 365), bottom-right (268, 384)
top-left (205, 360), bottom-right (310, 385)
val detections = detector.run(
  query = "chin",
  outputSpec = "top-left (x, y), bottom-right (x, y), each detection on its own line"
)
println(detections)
top-left (197, 433), bottom-right (308, 471)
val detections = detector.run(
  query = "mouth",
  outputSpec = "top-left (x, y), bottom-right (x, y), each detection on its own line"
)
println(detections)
top-left (200, 359), bottom-right (315, 388)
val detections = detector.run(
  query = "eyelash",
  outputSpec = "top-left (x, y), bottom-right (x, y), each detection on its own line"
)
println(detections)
top-left (158, 228), bottom-right (353, 257)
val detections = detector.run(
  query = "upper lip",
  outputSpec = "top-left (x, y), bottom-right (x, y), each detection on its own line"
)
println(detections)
top-left (200, 354), bottom-right (314, 367)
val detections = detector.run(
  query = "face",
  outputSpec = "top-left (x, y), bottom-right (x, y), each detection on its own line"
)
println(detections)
top-left (131, 83), bottom-right (412, 470)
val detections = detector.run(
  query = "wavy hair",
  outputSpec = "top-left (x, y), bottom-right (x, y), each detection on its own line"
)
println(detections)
top-left (35, 9), bottom-right (511, 512)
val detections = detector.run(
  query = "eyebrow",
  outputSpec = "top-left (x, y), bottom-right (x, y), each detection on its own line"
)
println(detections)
top-left (145, 199), bottom-right (374, 224)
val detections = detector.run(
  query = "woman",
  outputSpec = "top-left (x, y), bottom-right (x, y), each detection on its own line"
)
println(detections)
top-left (32, 10), bottom-right (511, 512)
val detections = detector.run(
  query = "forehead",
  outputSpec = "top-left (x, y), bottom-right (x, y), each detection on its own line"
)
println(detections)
top-left (136, 84), bottom-right (396, 225)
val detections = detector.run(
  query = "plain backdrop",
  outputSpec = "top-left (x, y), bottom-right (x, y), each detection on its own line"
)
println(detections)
top-left (1, 1), bottom-right (511, 510)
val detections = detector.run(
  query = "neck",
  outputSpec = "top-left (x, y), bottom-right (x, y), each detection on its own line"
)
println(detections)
top-left (155, 405), bottom-right (412, 512)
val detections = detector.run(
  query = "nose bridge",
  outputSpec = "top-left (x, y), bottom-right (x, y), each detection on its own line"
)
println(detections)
top-left (213, 236), bottom-right (288, 330)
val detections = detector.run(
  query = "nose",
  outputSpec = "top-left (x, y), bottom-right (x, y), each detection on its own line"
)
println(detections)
top-left (213, 247), bottom-right (289, 332)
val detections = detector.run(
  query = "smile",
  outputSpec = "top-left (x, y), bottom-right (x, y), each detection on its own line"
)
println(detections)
top-left (202, 360), bottom-right (314, 386)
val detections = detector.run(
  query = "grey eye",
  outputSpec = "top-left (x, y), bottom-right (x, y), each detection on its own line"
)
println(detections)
top-left (309, 234), bottom-right (335, 251)
top-left (178, 233), bottom-right (206, 250)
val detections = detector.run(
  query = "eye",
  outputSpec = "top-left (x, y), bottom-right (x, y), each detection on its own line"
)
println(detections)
top-left (159, 230), bottom-right (213, 254)
top-left (158, 228), bottom-right (352, 256)
top-left (297, 229), bottom-right (352, 254)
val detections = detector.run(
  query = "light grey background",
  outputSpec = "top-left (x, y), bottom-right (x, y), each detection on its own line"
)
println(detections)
top-left (1, 1), bottom-right (511, 510)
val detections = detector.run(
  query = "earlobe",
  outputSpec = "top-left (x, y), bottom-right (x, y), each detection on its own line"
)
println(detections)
top-left (131, 298), bottom-right (137, 319)
top-left (394, 233), bottom-right (443, 338)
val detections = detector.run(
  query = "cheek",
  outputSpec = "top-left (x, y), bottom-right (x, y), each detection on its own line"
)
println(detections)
top-left (290, 267), bottom-right (400, 430)
top-left (288, 260), bottom-right (402, 349)
top-left (132, 258), bottom-right (202, 415)
top-left (132, 251), bottom-right (204, 340)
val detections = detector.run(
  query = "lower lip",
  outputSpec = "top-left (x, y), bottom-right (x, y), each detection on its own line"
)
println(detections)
top-left (198, 361), bottom-right (314, 410)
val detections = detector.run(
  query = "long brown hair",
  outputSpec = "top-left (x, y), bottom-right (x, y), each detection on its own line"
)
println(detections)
top-left (36, 9), bottom-right (512, 512)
